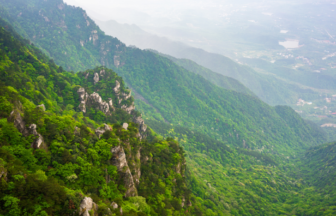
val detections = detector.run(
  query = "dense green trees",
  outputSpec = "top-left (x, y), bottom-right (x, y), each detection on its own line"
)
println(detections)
top-left (0, 1), bottom-right (335, 215)
top-left (0, 23), bottom-right (202, 215)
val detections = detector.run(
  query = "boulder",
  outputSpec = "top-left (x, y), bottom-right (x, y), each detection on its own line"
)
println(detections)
top-left (110, 202), bottom-right (118, 209)
top-left (122, 123), bottom-right (128, 130)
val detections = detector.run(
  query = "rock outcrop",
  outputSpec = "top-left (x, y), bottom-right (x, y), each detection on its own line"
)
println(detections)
top-left (132, 115), bottom-right (148, 140)
top-left (111, 146), bottom-right (137, 197)
top-left (77, 87), bottom-right (89, 113)
top-left (110, 202), bottom-right (118, 209)
top-left (77, 88), bottom-right (110, 114)
top-left (28, 124), bottom-right (44, 149)
top-left (95, 124), bottom-right (112, 138)
top-left (79, 197), bottom-right (98, 216)
top-left (113, 80), bottom-right (120, 94)
top-left (133, 116), bottom-right (147, 133)
top-left (121, 103), bottom-right (135, 114)
top-left (8, 109), bottom-right (28, 136)
top-left (87, 92), bottom-right (110, 114)
top-left (8, 109), bottom-right (45, 149)
top-left (122, 123), bottom-right (128, 130)
top-left (93, 73), bottom-right (99, 85)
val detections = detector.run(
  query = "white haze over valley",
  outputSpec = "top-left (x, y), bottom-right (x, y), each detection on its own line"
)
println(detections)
top-left (65, 0), bottom-right (336, 57)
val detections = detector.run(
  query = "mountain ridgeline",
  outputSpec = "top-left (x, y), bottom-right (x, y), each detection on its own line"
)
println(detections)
top-left (0, 0), bottom-right (335, 215)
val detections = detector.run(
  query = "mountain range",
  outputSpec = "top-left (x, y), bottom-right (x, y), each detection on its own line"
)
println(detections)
top-left (0, 0), bottom-right (335, 215)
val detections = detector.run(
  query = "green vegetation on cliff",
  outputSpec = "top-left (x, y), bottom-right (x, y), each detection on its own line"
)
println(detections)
top-left (0, 22), bottom-right (202, 216)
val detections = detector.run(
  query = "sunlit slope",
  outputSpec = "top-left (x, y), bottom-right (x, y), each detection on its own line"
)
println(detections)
top-left (0, 0), bottom-right (326, 155)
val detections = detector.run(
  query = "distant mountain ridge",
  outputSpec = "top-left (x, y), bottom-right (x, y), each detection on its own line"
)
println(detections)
top-left (95, 19), bottom-right (320, 106)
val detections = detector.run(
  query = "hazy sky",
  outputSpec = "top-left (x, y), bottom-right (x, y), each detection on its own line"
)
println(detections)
top-left (63, 0), bottom-right (273, 24)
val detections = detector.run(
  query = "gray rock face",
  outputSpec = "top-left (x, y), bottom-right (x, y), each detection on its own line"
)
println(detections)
top-left (28, 124), bottom-right (44, 149)
top-left (77, 87), bottom-right (88, 113)
top-left (93, 72), bottom-right (99, 85)
top-left (111, 146), bottom-right (137, 197)
top-left (8, 110), bottom-right (28, 136)
top-left (100, 69), bottom-right (105, 76)
top-left (113, 80), bottom-right (120, 94)
top-left (108, 98), bottom-right (115, 111)
top-left (121, 91), bottom-right (132, 100)
top-left (121, 103), bottom-right (135, 114)
top-left (87, 92), bottom-right (110, 114)
top-left (132, 115), bottom-right (147, 140)
top-left (8, 110), bottom-right (44, 149)
top-left (77, 88), bottom-right (110, 114)
top-left (79, 197), bottom-right (98, 216)
top-left (133, 116), bottom-right (147, 133)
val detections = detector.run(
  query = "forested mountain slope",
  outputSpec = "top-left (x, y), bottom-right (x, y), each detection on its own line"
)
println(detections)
top-left (0, 1), bottom-right (335, 215)
top-left (0, 22), bottom-right (335, 215)
top-left (0, 0), bottom-right (326, 156)
top-left (0, 21), bottom-right (207, 215)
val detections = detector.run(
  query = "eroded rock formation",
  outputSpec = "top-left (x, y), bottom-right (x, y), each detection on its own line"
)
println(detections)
top-left (8, 108), bottom-right (45, 149)
top-left (121, 103), bottom-right (135, 114)
top-left (111, 146), bottom-right (137, 197)
top-left (77, 88), bottom-right (110, 114)
top-left (79, 197), bottom-right (98, 216)
top-left (29, 124), bottom-right (44, 149)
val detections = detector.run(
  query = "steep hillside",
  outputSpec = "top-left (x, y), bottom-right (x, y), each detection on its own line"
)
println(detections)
top-left (0, 3), bottom-right (336, 216)
top-left (0, 23), bottom-right (203, 216)
top-left (0, 0), bottom-right (326, 157)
